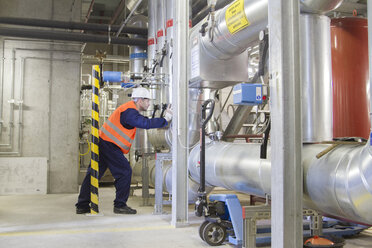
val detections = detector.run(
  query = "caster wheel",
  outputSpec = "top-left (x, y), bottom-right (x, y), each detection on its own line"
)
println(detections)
top-left (202, 222), bottom-right (227, 246)
top-left (199, 220), bottom-right (210, 241)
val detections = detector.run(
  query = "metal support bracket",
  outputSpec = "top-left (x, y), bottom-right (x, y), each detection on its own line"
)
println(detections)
top-left (243, 206), bottom-right (323, 248)
top-left (153, 152), bottom-right (172, 215)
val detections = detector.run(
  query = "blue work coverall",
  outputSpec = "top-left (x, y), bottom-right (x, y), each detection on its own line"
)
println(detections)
top-left (76, 108), bottom-right (168, 209)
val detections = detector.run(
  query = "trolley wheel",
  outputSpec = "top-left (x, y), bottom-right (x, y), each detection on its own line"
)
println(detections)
top-left (199, 220), bottom-right (210, 241)
top-left (202, 222), bottom-right (227, 246)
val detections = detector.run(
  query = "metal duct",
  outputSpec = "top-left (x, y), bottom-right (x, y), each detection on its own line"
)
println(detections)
top-left (0, 27), bottom-right (147, 46)
top-left (188, 141), bottom-right (372, 224)
top-left (131, 157), bottom-right (211, 202)
top-left (0, 17), bottom-right (148, 35)
top-left (300, 14), bottom-right (333, 142)
top-left (127, 0), bottom-right (148, 15)
top-left (198, 0), bottom-right (268, 60)
top-left (197, 0), bottom-right (344, 60)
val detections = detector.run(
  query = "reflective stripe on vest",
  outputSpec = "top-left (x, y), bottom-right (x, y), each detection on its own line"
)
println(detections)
top-left (100, 126), bottom-right (131, 151)
top-left (99, 101), bottom-right (137, 153)
top-left (105, 119), bottom-right (134, 143)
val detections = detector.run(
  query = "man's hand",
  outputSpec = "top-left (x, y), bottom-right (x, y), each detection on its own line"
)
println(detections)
top-left (164, 105), bottom-right (172, 122)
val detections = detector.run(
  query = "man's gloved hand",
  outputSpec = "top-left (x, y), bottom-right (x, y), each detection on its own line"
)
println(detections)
top-left (164, 105), bottom-right (172, 122)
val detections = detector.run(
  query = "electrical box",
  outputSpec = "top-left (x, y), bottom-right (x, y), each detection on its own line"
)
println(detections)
top-left (233, 83), bottom-right (264, 105)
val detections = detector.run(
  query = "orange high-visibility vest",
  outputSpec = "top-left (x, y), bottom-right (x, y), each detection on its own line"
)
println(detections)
top-left (99, 101), bottom-right (137, 154)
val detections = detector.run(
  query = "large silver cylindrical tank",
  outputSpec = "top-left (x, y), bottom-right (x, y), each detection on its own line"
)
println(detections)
top-left (300, 14), bottom-right (333, 142)
top-left (188, 141), bottom-right (372, 225)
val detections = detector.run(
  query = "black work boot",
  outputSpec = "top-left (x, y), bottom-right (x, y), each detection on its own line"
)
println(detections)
top-left (76, 207), bottom-right (90, 214)
top-left (114, 205), bottom-right (137, 214)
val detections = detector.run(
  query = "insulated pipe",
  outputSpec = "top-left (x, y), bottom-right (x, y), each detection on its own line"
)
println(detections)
top-left (147, 0), bottom-right (157, 70)
top-left (197, 0), bottom-right (344, 60)
top-left (0, 27), bottom-right (147, 46)
top-left (131, 158), bottom-right (211, 201)
top-left (166, 0), bottom-right (174, 104)
top-left (127, 16), bottom-right (153, 154)
top-left (0, 17), bottom-right (148, 35)
top-left (188, 141), bottom-right (372, 225)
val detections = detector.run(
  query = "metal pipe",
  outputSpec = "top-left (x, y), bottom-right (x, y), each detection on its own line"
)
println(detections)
top-left (84, 0), bottom-right (95, 23)
top-left (166, 0), bottom-right (174, 104)
top-left (110, 0), bottom-right (126, 25)
top-left (0, 27), bottom-right (147, 46)
top-left (147, 0), bottom-right (157, 71)
top-left (192, 0), bottom-right (234, 26)
top-left (188, 141), bottom-right (372, 225)
top-left (221, 105), bottom-right (253, 142)
top-left (115, 0), bottom-right (144, 37)
top-left (0, 17), bottom-right (148, 35)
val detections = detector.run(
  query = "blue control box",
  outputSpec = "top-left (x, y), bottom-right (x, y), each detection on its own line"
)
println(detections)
top-left (233, 83), bottom-right (263, 105)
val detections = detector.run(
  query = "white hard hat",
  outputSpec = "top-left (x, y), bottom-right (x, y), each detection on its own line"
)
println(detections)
top-left (131, 87), bottom-right (152, 99)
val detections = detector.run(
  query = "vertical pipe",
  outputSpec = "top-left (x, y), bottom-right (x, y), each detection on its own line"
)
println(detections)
top-left (367, 2), bottom-right (372, 141)
top-left (156, 0), bottom-right (167, 103)
top-left (147, 0), bottom-right (157, 71)
top-left (166, 0), bottom-right (174, 104)
top-left (269, 0), bottom-right (302, 247)
top-left (90, 65), bottom-right (100, 214)
top-left (171, 0), bottom-right (189, 227)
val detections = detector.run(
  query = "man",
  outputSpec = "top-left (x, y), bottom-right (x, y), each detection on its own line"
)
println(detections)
top-left (76, 87), bottom-right (172, 214)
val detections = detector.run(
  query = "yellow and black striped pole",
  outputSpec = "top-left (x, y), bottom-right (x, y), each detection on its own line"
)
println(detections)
top-left (90, 65), bottom-right (100, 214)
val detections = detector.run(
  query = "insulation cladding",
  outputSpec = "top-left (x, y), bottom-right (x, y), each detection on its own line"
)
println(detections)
top-left (331, 17), bottom-right (370, 139)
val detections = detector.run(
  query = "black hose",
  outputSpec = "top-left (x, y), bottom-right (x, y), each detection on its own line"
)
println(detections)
top-left (260, 121), bottom-right (271, 159)
top-left (152, 104), bottom-right (160, 118)
top-left (199, 99), bottom-right (215, 194)
top-left (0, 17), bottom-right (148, 35)
top-left (160, 104), bottom-right (168, 118)
top-left (0, 27), bottom-right (147, 46)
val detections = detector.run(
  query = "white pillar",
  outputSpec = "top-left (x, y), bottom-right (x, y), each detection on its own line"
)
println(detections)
top-left (171, 0), bottom-right (189, 226)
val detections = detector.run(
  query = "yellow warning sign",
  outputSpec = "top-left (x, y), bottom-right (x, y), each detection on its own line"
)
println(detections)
top-left (225, 0), bottom-right (250, 34)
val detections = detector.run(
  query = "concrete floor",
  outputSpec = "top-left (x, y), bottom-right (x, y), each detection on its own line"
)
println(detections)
top-left (0, 187), bottom-right (371, 248)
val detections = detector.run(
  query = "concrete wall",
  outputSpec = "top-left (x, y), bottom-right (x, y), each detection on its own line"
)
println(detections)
top-left (0, 157), bottom-right (47, 195)
top-left (0, 0), bottom-right (82, 193)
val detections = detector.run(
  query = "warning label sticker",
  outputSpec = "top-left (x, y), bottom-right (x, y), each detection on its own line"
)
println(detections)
top-left (225, 0), bottom-right (250, 34)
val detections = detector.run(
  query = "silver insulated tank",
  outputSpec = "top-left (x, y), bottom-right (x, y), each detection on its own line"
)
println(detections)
top-left (300, 14), bottom-right (333, 142)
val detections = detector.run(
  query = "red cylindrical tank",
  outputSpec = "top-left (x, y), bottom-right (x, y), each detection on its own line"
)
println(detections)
top-left (331, 18), bottom-right (370, 139)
